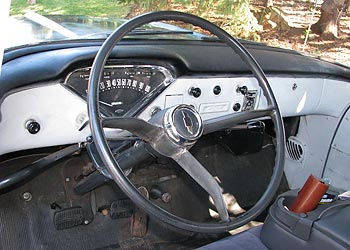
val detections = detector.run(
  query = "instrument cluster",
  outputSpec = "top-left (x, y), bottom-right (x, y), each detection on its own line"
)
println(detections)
top-left (63, 65), bottom-right (174, 117)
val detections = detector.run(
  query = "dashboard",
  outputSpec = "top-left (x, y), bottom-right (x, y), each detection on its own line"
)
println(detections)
top-left (1, 41), bottom-right (350, 156)
top-left (0, 61), bottom-right (263, 155)
top-left (63, 64), bottom-right (262, 120)
top-left (0, 62), bottom-right (334, 156)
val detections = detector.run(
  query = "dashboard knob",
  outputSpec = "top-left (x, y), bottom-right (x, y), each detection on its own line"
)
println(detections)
top-left (189, 87), bottom-right (201, 98)
top-left (213, 85), bottom-right (221, 95)
top-left (26, 120), bottom-right (40, 134)
top-left (233, 103), bottom-right (241, 111)
top-left (237, 85), bottom-right (248, 95)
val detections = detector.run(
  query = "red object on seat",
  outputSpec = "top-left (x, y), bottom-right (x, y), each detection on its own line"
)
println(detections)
top-left (289, 174), bottom-right (329, 213)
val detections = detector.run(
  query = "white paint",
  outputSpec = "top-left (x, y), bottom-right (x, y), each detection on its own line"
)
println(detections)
top-left (284, 115), bottom-right (339, 189)
top-left (139, 76), bottom-right (261, 121)
top-left (0, 84), bottom-right (91, 155)
top-left (324, 149), bottom-right (350, 191)
top-left (317, 79), bottom-right (350, 117)
top-left (323, 108), bottom-right (350, 191)
top-left (165, 94), bottom-right (184, 108)
top-left (296, 92), bottom-right (307, 113)
top-left (259, 77), bottom-right (324, 116)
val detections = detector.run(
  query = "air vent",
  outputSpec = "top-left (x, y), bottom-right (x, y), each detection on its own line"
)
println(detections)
top-left (286, 136), bottom-right (305, 162)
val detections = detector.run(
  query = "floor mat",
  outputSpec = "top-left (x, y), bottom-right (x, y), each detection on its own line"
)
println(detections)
top-left (0, 156), bottom-right (128, 250)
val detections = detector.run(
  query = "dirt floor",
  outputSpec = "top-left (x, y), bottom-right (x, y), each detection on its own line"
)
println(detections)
top-left (256, 0), bottom-right (350, 66)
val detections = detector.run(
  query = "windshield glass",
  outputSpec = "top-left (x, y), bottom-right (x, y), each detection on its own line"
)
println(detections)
top-left (6, 1), bottom-right (214, 48)
top-left (5, 0), bottom-right (350, 66)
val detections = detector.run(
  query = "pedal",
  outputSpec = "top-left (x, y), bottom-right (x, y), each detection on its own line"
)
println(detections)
top-left (131, 186), bottom-right (149, 237)
top-left (54, 206), bottom-right (84, 230)
top-left (110, 199), bottom-right (135, 219)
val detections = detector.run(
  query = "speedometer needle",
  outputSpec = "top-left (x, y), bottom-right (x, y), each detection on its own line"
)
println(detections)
top-left (99, 101), bottom-right (123, 107)
top-left (99, 101), bottom-right (113, 107)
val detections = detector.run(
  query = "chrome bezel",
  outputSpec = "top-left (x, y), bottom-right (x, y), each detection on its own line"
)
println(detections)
top-left (163, 104), bottom-right (203, 145)
top-left (62, 64), bottom-right (174, 117)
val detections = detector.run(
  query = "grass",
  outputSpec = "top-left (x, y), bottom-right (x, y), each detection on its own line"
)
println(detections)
top-left (10, 0), bottom-right (131, 17)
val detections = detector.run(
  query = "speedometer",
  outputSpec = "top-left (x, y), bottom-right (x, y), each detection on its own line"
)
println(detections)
top-left (63, 65), bottom-right (174, 117)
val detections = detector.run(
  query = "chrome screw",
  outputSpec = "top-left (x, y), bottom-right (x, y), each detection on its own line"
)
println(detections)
top-left (22, 192), bottom-right (32, 201)
top-left (161, 192), bottom-right (172, 203)
top-left (150, 106), bottom-right (161, 116)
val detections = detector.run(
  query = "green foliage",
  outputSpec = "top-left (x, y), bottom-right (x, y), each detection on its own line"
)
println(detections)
top-left (10, 0), bottom-right (261, 40)
top-left (10, 0), bottom-right (130, 17)
top-left (303, 28), bottom-right (312, 37)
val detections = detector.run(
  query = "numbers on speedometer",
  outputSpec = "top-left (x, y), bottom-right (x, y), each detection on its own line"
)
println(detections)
top-left (63, 65), bottom-right (173, 117)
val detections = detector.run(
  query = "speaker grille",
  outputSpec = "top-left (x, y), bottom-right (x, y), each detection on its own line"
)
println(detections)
top-left (286, 137), bottom-right (305, 162)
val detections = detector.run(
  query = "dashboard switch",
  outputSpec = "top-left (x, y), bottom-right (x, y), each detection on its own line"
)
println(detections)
top-left (233, 103), bottom-right (241, 111)
top-left (213, 85), bottom-right (221, 95)
top-left (26, 120), bottom-right (40, 134)
top-left (237, 85), bottom-right (248, 95)
top-left (242, 90), bottom-right (257, 111)
top-left (189, 87), bottom-right (201, 98)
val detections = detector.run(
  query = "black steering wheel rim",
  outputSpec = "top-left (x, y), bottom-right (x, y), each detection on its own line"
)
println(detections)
top-left (87, 11), bottom-right (285, 233)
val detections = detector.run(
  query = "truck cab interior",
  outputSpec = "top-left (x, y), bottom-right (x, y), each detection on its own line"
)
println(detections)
top-left (1, 9), bottom-right (350, 250)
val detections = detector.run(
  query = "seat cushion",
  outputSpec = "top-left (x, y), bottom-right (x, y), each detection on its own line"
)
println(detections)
top-left (198, 225), bottom-right (269, 250)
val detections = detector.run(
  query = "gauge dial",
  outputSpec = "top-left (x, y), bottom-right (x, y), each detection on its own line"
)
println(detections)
top-left (64, 65), bottom-right (173, 117)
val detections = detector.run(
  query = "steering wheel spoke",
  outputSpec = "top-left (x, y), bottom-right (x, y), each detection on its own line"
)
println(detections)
top-left (172, 149), bottom-right (230, 222)
top-left (102, 117), bottom-right (162, 142)
top-left (203, 108), bottom-right (274, 135)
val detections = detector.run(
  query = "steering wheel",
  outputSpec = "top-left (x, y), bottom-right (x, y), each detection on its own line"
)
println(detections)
top-left (87, 11), bottom-right (285, 233)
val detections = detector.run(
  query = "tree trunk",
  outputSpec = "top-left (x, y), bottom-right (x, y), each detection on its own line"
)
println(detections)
top-left (311, 0), bottom-right (349, 37)
top-left (264, 0), bottom-right (273, 7)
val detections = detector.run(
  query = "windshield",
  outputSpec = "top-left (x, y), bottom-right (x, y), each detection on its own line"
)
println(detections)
top-left (4, 12), bottom-right (209, 48)
top-left (5, 1), bottom-right (215, 49)
top-left (4, 0), bottom-right (350, 66)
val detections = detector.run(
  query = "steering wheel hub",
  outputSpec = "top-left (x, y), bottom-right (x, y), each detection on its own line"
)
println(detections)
top-left (163, 105), bottom-right (203, 145)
